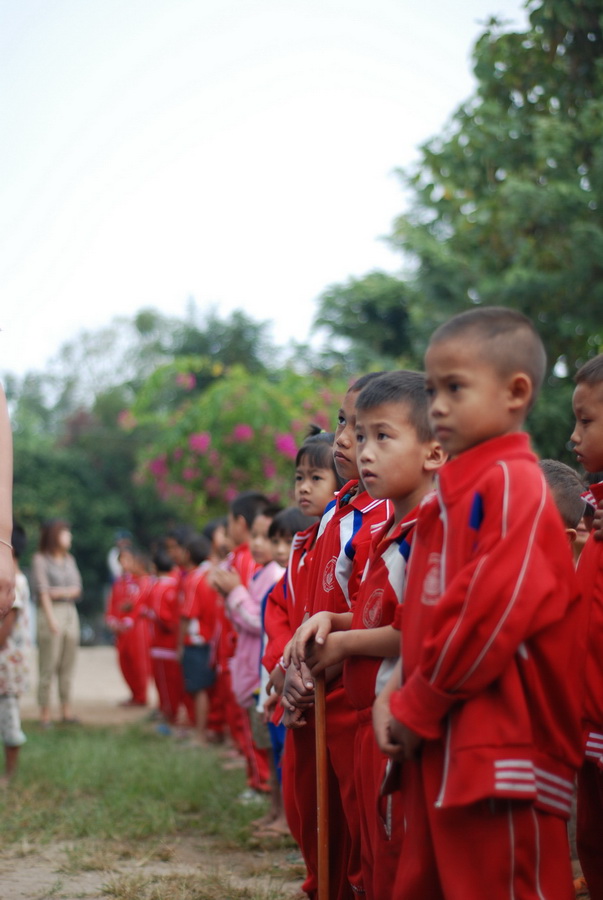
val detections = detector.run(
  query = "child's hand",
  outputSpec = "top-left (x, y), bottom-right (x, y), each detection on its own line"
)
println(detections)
top-left (282, 705), bottom-right (307, 729)
top-left (262, 692), bottom-right (278, 722)
top-left (372, 691), bottom-right (404, 761)
top-left (388, 718), bottom-right (422, 760)
top-left (286, 612), bottom-right (333, 668)
top-left (306, 631), bottom-right (347, 674)
top-left (266, 664), bottom-right (285, 696)
top-left (211, 568), bottom-right (241, 595)
top-left (281, 661), bottom-right (315, 711)
top-left (593, 500), bottom-right (603, 541)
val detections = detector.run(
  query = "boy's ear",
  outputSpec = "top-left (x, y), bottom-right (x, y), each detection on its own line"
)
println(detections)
top-left (423, 440), bottom-right (447, 472)
top-left (507, 372), bottom-right (533, 411)
top-left (565, 527), bottom-right (577, 545)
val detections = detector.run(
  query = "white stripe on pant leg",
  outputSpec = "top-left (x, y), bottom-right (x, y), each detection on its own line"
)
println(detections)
top-left (531, 807), bottom-right (546, 900)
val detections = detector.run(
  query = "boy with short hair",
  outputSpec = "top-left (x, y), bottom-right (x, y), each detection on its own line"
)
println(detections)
top-left (291, 370), bottom-right (444, 900)
top-left (376, 307), bottom-right (583, 900)
top-left (570, 352), bottom-right (603, 898)
top-left (539, 459), bottom-right (586, 537)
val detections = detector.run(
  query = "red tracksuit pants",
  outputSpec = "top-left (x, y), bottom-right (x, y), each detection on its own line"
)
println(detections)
top-left (281, 709), bottom-right (351, 900)
top-left (577, 759), bottom-right (603, 900)
top-left (117, 624), bottom-right (150, 704)
top-left (393, 741), bottom-right (575, 900)
top-left (354, 709), bottom-right (404, 900)
top-left (150, 652), bottom-right (188, 723)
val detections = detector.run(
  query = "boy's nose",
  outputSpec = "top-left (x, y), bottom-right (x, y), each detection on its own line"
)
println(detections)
top-left (337, 427), bottom-right (352, 447)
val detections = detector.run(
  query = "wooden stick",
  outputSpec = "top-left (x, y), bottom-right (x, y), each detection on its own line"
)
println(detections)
top-left (315, 671), bottom-right (329, 900)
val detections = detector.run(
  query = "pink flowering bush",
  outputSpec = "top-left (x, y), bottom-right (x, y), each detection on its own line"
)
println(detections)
top-left (133, 363), bottom-right (347, 517)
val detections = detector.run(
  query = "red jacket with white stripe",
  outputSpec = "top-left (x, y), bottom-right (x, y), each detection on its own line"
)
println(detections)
top-left (390, 433), bottom-right (583, 818)
top-left (575, 480), bottom-right (603, 765)
top-left (343, 510), bottom-right (416, 710)
top-left (306, 481), bottom-right (391, 617)
top-left (262, 522), bottom-right (320, 675)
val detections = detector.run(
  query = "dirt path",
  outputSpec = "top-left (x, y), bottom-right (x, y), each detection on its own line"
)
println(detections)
top-left (20, 645), bottom-right (159, 727)
top-left (9, 647), bottom-right (303, 900)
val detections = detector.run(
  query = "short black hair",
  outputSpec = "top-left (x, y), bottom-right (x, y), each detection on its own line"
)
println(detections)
top-left (11, 523), bottom-right (27, 560)
top-left (166, 525), bottom-right (195, 547)
top-left (429, 306), bottom-right (546, 410)
top-left (152, 543), bottom-right (174, 574)
top-left (202, 517), bottom-right (228, 542)
top-left (268, 507), bottom-right (317, 540)
top-left (253, 504), bottom-right (283, 526)
top-left (186, 534), bottom-right (212, 566)
top-left (230, 491), bottom-right (271, 528)
top-left (355, 370), bottom-right (432, 442)
top-left (575, 353), bottom-right (603, 387)
top-left (539, 460), bottom-right (586, 529)
top-left (349, 371), bottom-right (388, 394)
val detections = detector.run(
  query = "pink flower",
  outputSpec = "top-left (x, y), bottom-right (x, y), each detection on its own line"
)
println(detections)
top-left (232, 423), bottom-right (254, 442)
top-left (208, 450), bottom-right (220, 466)
top-left (172, 448), bottom-right (183, 461)
top-left (263, 459), bottom-right (277, 479)
top-left (176, 373), bottom-right (196, 390)
top-left (224, 486), bottom-right (238, 503)
top-left (275, 433), bottom-right (297, 460)
top-left (182, 467), bottom-right (200, 481)
top-left (148, 455), bottom-right (168, 477)
top-left (118, 410), bottom-right (137, 430)
top-left (189, 432), bottom-right (211, 453)
top-left (204, 476), bottom-right (221, 497)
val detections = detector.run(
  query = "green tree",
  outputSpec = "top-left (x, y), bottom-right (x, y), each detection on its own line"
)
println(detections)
top-left (313, 272), bottom-right (417, 371)
top-left (390, 0), bottom-right (603, 375)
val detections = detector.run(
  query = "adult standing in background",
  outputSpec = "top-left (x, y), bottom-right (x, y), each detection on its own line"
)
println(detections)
top-left (32, 520), bottom-right (82, 727)
top-left (0, 385), bottom-right (15, 618)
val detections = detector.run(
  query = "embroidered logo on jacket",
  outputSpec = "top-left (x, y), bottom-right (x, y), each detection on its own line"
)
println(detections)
top-left (421, 552), bottom-right (442, 606)
top-left (362, 589), bottom-right (384, 628)
top-left (322, 557), bottom-right (337, 592)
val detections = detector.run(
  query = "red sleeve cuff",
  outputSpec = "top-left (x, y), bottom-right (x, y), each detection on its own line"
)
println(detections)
top-left (389, 667), bottom-right (456, 740)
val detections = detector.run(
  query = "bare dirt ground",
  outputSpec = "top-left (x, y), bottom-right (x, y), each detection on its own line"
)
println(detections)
top-left (5, 647), bottom-right (303, 900)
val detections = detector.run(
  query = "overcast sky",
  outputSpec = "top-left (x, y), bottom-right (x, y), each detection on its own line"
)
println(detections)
top-left (0, 0), bottom-right (528, 379)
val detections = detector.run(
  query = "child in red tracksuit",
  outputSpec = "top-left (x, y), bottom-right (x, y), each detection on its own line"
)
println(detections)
top-left (291, 371), bottom-right (445, 900)
top-left (179, 535), bottom-right (221, 747)
top-left (262, 431), bottom-right (342, 899)
top-left (570, 352), bottom-right (603, 900)
top-left (283, 373), bottom-right (392, 900)
top-left (145, 543), bottom-right (184, 727)
top-left (105, 546), bottom-right (150, 706)
top-left (374, 307), bottom-right (583, 900)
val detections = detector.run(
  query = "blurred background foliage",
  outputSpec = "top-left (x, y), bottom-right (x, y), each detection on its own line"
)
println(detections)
top-left (5, 0), bottom-right (602, 614)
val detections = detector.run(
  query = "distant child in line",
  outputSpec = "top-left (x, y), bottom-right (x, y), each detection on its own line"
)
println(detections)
top-left (145, 543), bottom-right (185, 729)
top-left (262, 431), bottom-right (342, 897)
top-left (178, 535), bottom-right (221, 747)
top-left (570, 352), bottom-right (603, 899)
top-left (538, 459), bottom-right (586, 543)
top-left (0, 524), bottom-right (30, 784)
top-left (376, 307), bottom-right (583, 900)
top-left (253, 506), bottom-right (316, 837)
top-left (291, 371), bottom-right (444, 900)
top-left (105, 546), bottom-right (149, 707)
top-left (213, 505), bottom-right (285, 799)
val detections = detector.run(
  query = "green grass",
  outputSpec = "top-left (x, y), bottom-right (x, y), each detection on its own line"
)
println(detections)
top-left (0, 723), bottom-right (257, 845)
